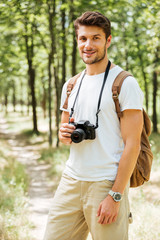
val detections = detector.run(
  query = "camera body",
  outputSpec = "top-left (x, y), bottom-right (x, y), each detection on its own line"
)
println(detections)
top-left (71, 120), bottom-right (96, 143)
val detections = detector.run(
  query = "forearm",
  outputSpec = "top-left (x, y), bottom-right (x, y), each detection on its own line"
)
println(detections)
top-left (112, 140), bottom-right (141, 194)
top-left (97, 110), bottom-right (143, 225)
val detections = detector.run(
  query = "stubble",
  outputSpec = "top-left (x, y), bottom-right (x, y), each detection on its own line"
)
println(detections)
top-left (81, 43), bottom-right (107, 65)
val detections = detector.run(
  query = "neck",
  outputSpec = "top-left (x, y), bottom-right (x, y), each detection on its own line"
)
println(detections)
top-left (86, 55), bottom-right (115, 75)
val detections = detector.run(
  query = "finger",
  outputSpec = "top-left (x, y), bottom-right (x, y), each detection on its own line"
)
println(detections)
top-left (60, 126), bottom-right (75, 133)
top-left (101, 216), bottom-right (106, 224)
top-left (61, 123), bottom-right (75, 130)
top-left (61, 132), bottom-right (72, 137)
top-left (62, 122), bottom-right (75, 129)
top-left (98, 214), bottom-right (107, 224)
top-left (98, 210), bottom-right (105, 224)
top-left (69, 117), bottom-right (74, 123)
top-left (106, 216), bottom-right (112, 224)
top-left (96, 204), bottom-right (102, 217)
top-left (100, 210), bottom-right (111, 224)
top-left (104, 214), bottom-right (116, 225)
top-left (102, 215), bottom-right (112, 225)
top-left (112, 215), bottom-right (117, 223)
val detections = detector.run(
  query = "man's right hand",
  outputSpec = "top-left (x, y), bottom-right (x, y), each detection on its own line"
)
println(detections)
top-left (59, 117), bottom-right (75, 145)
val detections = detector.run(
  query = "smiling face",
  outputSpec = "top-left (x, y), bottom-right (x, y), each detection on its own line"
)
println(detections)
top-left (77, 25), bottom-right (111, 65)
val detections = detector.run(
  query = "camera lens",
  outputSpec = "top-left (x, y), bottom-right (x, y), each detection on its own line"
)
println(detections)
top-left (71, 129), bottom-right (86, 143)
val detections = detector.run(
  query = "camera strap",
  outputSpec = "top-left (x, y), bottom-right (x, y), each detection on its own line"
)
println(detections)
top-left (69, 60), bottom-right (111, 127)
top-left (95, 60), bottom-right (111, 128)
top-left (69, 70), bottom-right (86, 123)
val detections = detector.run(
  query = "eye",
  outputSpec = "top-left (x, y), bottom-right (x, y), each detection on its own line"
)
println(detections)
top-left (79, 36), bottom-right (87, 41)
top-left (93, 36), bottom-right (100, 40)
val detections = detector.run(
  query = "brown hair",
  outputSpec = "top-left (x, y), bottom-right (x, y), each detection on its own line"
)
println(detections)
top-left (74, 11), bottom-right (111, 39)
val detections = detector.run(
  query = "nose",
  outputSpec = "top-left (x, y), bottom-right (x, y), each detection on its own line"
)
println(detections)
top-left (84, 39), bottom-right (93, 50)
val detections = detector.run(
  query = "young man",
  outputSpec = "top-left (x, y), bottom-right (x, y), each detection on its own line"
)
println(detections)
top-left (43, 11), bottom-right (143, 240)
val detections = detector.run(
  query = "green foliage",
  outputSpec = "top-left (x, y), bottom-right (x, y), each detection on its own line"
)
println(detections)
top-left (129, 132), bottom-right (160, 240)
top-left (129, 191), bottom-right (160, 240)
top-left (39, 145), bottom-right (69, 177)
top-left (0, 0), bottom-right (159, 132)
top-left (149, 133), bottom-right (160, 169)
top-left (0, 140), bottom-right (30, 240)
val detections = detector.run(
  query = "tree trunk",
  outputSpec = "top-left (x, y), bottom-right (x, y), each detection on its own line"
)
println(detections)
top-left (20, 78), bottom-right (24, 115)
top-left (136, 40), bottom-right (149, 112)
top-left (28, 64), bottom-right (38, 133)
top-left (54, 64), bottom-right (60, 147)
top-left (141, 64), bottom-right (149, 112)
top-left (27, 88), bottom-right (30, 116)
top-left (122, 24), bottom-right (129, 71)
top-left (4, 93), bottom-right (8, 115)
top-left (152, 70), bottom-right (158, 132)
top-left (24, 23), bottom-right (38, 134)
top-left (47, 0), bottom-right (61, 147)
top-left (134, 25), bottom-right (149, 111)
top-left (152, 46), bottom-right (160, 133)
top-left (48, 53), bottom-right (53, 145)
top-left (47, 0), bottom-right (56, 146)
top-left (70, 0), bottom-right (77, 76)
top-left (41, 80), bottom-right (47, 119)
top-left (61, 0), bottom-right (66, 87)
top-left (12, 81), bottom-right (16, 112)
top-left (72, 32), bottom-right (77, 76)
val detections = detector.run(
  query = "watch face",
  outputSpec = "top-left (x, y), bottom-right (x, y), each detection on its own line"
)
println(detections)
top-left (114, 193), bottom-right (121, 201)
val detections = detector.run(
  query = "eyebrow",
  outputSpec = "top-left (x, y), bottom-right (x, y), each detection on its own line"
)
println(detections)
top-left (79, 34), bottom-right (102, 38)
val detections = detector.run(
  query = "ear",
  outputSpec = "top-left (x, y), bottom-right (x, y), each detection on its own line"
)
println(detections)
top-left (106, 35), bottom-right (112, 48)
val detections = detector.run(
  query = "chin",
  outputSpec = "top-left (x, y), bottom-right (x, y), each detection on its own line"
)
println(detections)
top-left (82, 57), bottom-right (96, 65)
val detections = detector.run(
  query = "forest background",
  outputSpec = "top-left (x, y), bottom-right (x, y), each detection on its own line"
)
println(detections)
top-left (0, 0), bottom-right (160, 240)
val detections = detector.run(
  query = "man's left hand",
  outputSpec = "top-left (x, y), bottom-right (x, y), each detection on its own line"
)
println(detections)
top-left (97, 195), bottom-right (120, 224)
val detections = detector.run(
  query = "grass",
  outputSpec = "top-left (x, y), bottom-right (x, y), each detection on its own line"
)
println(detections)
top-left (149, 133), bottom-right (160, 170)
top-left (128, 132), bottom-right (160, 240)
top-left (39, 145), bottom-right (69, 177)
top-left (0, 139), bottom-right (30, 240)
top-left (129, 192), bottom-right (160, 240)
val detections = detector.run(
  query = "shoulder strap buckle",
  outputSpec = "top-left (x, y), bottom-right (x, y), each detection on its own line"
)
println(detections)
top-left (112, 92), bottom-right (119, 100)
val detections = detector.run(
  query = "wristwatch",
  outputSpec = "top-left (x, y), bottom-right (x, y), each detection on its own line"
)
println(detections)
top-left (108, 190), bottom-right (122, 202)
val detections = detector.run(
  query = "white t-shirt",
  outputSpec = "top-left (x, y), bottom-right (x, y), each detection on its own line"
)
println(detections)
top-left (60, 65), bottom-right (144, 181)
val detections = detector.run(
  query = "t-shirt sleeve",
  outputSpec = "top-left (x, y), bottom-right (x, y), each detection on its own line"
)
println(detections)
top-left (119, 76), bottom-right (144, 111)
top-left (60, 80), bottom-right (70, 112)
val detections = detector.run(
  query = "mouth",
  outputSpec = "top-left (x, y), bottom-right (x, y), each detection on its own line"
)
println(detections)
top-left (83, 51), bottom-right (96, 57)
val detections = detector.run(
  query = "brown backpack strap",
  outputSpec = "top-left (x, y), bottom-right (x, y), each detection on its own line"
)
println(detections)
top-left (62, 72), bottom-right (82, 109)
top-left (112, 71), bottom-right (132, 119)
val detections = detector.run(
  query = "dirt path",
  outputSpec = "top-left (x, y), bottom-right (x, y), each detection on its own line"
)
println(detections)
top-left (0, 118), bottom-right (55, 240)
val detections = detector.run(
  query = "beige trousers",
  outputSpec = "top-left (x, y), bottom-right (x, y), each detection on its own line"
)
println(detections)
top-left (43, 173), bottom-right (130, 240)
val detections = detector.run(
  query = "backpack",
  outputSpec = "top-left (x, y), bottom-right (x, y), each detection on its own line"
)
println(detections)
top-left (62, 70), bottom-right (153, 188)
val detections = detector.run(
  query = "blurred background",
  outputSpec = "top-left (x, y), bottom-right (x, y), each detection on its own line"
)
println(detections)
top-left (0, 0), bottom-right (160, 240)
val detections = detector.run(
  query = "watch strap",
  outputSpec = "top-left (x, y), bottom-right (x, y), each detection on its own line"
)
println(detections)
top-left (108, 190), bottom-right (122, 202)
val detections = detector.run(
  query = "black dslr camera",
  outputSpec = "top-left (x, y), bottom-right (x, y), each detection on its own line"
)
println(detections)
top-left (71, 120), bottom-right (96, 143)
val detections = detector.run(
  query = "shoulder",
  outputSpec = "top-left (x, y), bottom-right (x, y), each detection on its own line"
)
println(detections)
top-left (62, 70), bottom-right (85, 96)
top-left (118, 74), bottom-right (144, 111)
top-left (121, 75), bottom-right (142, 93)
top-left (112, 65), bottom-right (142, 91)
top-left (63, 70), bottom-right (85, 88)
top-left (69, 72), bottom-right (82, 85)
